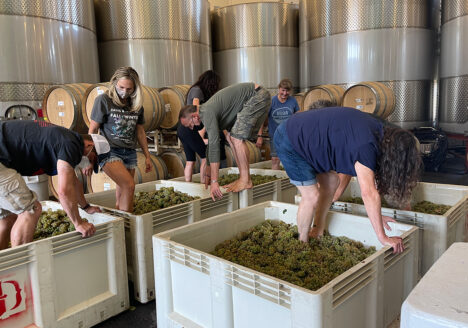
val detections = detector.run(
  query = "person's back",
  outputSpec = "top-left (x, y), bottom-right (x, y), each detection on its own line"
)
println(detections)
top-left (0, 120), bottom-right (83, 176)
top-left (285, 107), bottom-right (383, 176)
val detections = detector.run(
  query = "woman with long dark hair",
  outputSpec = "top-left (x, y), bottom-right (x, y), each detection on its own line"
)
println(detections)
top-left (177, 70), bottom-right (223, 182)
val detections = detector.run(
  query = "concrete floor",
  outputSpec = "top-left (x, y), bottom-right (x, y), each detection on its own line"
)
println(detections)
top-left (94, 156), bottom-right (468, 328)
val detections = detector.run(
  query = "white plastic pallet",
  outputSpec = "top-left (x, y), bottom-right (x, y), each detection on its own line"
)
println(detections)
top-left (322, 179), bottom-right (468, 275)
top-left (172, 167), bottom-right (296, 207)
top-left (0, 201), bottom-right (128, 328)
top-left (153, 201), bottom-right (419, 328)
top-left (401, 242), bottom-right (468, 328)
top-left (85, 180), bottom-right (238, 303)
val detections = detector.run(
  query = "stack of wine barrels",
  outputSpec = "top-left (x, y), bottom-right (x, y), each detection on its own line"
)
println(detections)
top-left (225, 140), bottom-right (262, 167)
top-left (342, 82), bottom-right (395, 119)
top-left (43, 83), bottom-right (166, 132)
top-left (87, 152), bottom-right (167, 193)
top-left (302, 84), bottom-right (344, 112)
top-left (158, 85), bottom-right (191, 130)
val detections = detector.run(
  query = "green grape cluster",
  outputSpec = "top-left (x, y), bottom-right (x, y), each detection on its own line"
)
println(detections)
top-left (218, 174), bottom-right (279, 186)
top-left (340, 196), bottom-right (450, 215)
top-left (412, 201), bottom-right (451, 215)
top-left (34, 209), bottom-right (86, 240)
top-left (133, 187), bottom-right (200, 215)
top-left (212, 220), bottom-right (376, 291)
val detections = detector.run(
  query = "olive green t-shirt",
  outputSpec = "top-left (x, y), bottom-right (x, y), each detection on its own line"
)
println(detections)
top-left (200, 83), bottom-right (256, 163)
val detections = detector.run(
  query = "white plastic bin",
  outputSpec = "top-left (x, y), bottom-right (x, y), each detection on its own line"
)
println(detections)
top-left (0, 201), bottom-right (128, 328)
top-left (250, 160), bottom-right (284, 170)
top-left (85, 180), bottom-right (238, 303)
top-left (401, 242), bottom-right (468, 328)
top-left (172, 167), bottom-right (296, 207)
top-left (326, 179), bottom-right (468, 274)
top-left (153, 201), bottom-right (419, 328)
top-left (22, 174), bottom-right (49, 201)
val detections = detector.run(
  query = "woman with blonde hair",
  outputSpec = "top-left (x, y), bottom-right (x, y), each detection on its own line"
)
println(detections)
top-left (88, 66), bottom-right (152, 212)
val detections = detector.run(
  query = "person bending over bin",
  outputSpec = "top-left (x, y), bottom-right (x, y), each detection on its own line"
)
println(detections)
top-left (179, 82), bottom-right (271, 200)
top-left (274, 107), bottom-right (422, 253)
top-left (0, 120), bottom-right (110, 250)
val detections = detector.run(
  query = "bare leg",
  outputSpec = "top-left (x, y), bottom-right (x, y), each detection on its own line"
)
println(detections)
top-left (271, 156), bottom-right (281, 170)
top-left (184, 161), bottom-right (195, 182)
top-left (199, 158), bottom-right (206, 184)
top-left (10, 201), bottom-right (42, 247)
top-left (0, 214), bottom-right (17, 250)
top-left (296, 184), bottom-right (320, 242)
top-left (103, 162), bottom-right (135, 213)
top-left (225, 137), bottom-right (253, 192)
top-left (309, 172), bottom-right (339, 238)
top-left (332, 173), bottom-right (352, 202)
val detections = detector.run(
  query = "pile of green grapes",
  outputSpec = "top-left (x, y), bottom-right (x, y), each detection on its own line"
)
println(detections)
top-left (339, 197), bottom-right (450, 215)
top-left (133, 187), bottom-right (199, 215)
top-left (218, 174), bottom-right (279, 186)
top-left (212, 220), bottom-right (376, 291)
top-left (34, 209), bottom-right (85, 240)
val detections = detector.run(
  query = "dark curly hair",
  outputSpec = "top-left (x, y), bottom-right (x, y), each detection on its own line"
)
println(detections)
top-left (375, 127), bottom-right (422, 206)
top-left (188, 70), bottom-right (221, 103)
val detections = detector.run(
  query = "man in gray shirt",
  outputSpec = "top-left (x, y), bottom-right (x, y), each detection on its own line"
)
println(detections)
top-left (179, 82), bottom-right (271, 200)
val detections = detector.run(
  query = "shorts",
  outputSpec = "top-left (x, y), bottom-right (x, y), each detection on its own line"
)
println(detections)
top-left (230, 87), bottom-right (271, 140)
top-left (273, 122), bottom-right (317, 186)
top-left (99, 147), bottom-right (138, 170)
top-left (0, 163), bottom-right (37, 219)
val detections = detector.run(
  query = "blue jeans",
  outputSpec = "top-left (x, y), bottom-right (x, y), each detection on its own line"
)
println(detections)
top-left (98, 147), bottom-right (138, 170)
top-left (273, 122), bottom-right (317, 186)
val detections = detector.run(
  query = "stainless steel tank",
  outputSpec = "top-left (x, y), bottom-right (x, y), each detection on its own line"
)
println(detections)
top-left (212, 2), bottom-right (299, 93)
top-left (94, 0), bottom-right (212, 88)
top-left (439, 0), bottom-right (468, 134)
top-left (0, 0), bottom-right (99, 117)
top-left (300, 0), bottom-right (434, 129)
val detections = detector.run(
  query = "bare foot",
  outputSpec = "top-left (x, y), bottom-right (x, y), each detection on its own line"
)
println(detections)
top-left (308, 227), bottom-right (323, 239)
top-left (225, 179), bottom-right (253, 192)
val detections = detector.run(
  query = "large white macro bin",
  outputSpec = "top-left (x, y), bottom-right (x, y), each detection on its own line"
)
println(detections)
top-left (401, 242), bottom-right (468, 328)
top-left (327, 179), bottom-right (468, 275)
top-left (152, 201), bottom-right (419, 328)
top-left (172, 167), bottom-right (296, 207)
top-left (85, 180), bottom-right (238, 303)
top-left (0, 201), bottom-right (128, 328)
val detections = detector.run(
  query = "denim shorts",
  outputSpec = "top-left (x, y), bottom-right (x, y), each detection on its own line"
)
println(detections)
top-left (273, 122), bottom-right (317, 186)
top-left (98, 147), bottom-right (138, 170)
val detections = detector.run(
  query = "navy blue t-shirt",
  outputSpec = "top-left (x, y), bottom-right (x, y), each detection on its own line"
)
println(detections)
top-left (285, 107), bottom-right (383, 176)
top-left (268, 95), bottom-right (299, 139)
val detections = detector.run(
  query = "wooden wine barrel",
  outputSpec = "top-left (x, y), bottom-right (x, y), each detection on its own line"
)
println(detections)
top-left (342, 82), bottom-right (395, 119)
top-left (293, 93), bottom-right (305, 112)
top-left (83, 84), bottom-right (165, 132)
top-left (225, 140), bottom-right (262, 167)
top-left (43, 83), bottom-right (91, 133)
top-left (158, 85), bottom-right (191, 130)
top-left (88, 151), bottom-right (167, 193)
top-left (160, 150), bottom-right (187, 179)
top-left (303, 84), bottom-right (344, 111)
top-left (49, 167), bottom-right (88, 199)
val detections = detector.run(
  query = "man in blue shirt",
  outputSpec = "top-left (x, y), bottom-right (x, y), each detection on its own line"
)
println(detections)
top-left (257, 79), bottom-right (299, 170)
top-left (274, 107), bottom-right (422, 254)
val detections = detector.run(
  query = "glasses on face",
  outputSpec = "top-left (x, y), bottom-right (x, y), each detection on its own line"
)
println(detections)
top-left (85, 146), bottom-right (95, 157)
